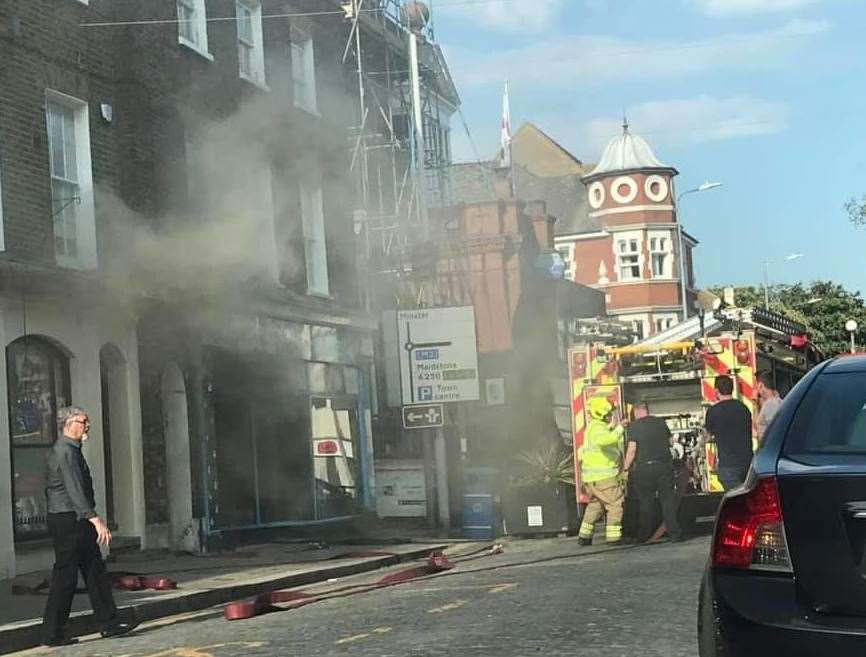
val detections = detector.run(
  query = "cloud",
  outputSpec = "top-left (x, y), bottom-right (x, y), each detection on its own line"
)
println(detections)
top-left (578, 95), bottom-right (790, 156)
top-left (688, 0), bottom-right (819, 16)
top-left (444, 18), bottom-right (830, 88)
top-left (436, 0), bottom-right (564, 34)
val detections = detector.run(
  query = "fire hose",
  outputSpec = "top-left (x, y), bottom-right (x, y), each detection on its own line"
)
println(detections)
top-left (223, 544), bottom-right (504, 621)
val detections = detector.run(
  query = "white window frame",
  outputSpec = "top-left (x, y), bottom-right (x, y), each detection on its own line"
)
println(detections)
top-left (648, 231), bottom-right (674, 279)
top-left (236, 0), bottom-right (267, 87)
top-left (290, 28), bottom-right (317, 114)
top-left (300, 181), bottom-right (329, 296)
top-left (45, 90), bottom-right (97, 269)
top-left (616, 237), bottom-right (641, 281)
top-left (177, 0), bottom-right (213, 60)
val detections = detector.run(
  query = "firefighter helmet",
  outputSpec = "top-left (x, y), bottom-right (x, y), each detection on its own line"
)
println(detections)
top-left (588, 396), bottom-right (614, 420)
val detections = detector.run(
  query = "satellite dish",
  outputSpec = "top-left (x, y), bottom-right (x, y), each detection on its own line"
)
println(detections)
top-left (402, 1), bottom-right (430, 32)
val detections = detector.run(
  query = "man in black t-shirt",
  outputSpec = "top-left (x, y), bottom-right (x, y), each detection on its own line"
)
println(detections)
top-left (705, 375), bottom-right (753, 490)
top-left (623, 403), bottom-right (682, 543)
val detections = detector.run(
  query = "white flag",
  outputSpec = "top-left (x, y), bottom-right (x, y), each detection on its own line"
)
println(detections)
top-left (499, 81), bottom-right (512, 168)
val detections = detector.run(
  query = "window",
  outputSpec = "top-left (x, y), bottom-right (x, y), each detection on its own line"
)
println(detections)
top-left (617, 238), bottom-right (641, 281)
top-left (7, 337), bottom-right (71, 539)
top-left (177, 0), bottom-right (211, 58)
top-left (300, 182), bottom-right (329, 296)
top-left (650, 236), bottom-right (670, 278)
top-left (784, 373), bottom-right (866, 454)
top-left (655, 317), bottom-right (674, 333)
top-left (236, 0), bottom-right (266, 85)
top-left (46, 92), bottom-right (96, 268)
top-left (291, 28), bottom-right (317, 113)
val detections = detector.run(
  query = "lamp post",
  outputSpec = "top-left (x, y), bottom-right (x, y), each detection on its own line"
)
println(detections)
top-left (676, 180), bottom-right (722, 320)
top-left (762, 252), bottom-right (803, 309)
top-left (846, 319), bottom-right (858, 354)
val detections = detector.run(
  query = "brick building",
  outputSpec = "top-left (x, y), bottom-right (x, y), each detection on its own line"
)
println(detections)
top-left (555, 122), bottom-right (697, 338)
top-left (0, 0), bottom-right (146, 578)
top-left (0, 0), bottom-right (459, 575)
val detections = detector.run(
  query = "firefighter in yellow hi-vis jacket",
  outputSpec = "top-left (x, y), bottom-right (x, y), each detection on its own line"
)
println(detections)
top-left (577, 396), bottom-right (626, 545)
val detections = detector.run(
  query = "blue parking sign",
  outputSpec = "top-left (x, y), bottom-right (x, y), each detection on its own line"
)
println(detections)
top-left (418, 386), bottom-right (433, 401)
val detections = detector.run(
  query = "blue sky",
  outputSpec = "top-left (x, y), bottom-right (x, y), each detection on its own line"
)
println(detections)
top-left (432, 0), bottom-right (866, 294)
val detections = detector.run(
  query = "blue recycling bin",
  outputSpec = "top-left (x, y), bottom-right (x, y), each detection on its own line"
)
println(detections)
top-left (462, 493), bottom-right (495, 540)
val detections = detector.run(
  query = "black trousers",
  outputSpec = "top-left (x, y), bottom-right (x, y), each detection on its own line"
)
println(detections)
top-left (632, 463), bottom-right (682, 542)
top-left (42, 512), bottom-right (118, 639)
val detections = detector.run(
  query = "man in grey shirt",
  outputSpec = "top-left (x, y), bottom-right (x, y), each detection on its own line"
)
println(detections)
top-left (42, 406), bottom-right (135, 646)
top-left (756, 372), bottom-right (783, 446)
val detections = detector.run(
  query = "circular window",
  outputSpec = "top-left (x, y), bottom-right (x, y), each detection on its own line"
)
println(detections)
top-left (610, 176), bottom-right (638, 204)
top-left (645, 175), bottom-right (669, 202)
top-left (588, 181), bottom-right (605, 209)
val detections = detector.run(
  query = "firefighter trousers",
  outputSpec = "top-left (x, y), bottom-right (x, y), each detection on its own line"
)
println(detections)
top-left (578, 476), bottom-right (625, 543)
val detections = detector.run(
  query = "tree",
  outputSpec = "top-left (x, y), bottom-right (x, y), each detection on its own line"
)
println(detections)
top-left (846, 196), bottom-right (866, 227)
top-left (709, 281), bottom-right (866, 357)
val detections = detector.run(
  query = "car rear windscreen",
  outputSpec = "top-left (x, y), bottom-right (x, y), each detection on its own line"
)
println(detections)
top-left (783, 372), bottom-right (866, 454)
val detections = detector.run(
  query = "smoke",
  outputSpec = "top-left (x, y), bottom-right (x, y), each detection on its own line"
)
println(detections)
top-left (98, 89), bottom-right (357, 308)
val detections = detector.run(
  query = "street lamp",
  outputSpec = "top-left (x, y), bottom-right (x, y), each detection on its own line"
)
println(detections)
top-left (846, 319), bottom-right (858, 354)
top-left (762, 252), bottom-right (803, 309)
top-left (676, 180), bottom-right (722, 320)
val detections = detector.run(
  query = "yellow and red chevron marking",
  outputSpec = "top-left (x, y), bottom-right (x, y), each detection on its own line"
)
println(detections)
top-left (569, 348), bottom-right (589, 505)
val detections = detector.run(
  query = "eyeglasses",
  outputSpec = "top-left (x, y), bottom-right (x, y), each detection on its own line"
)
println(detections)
top-left (72, 418), bottom-right (90, 427)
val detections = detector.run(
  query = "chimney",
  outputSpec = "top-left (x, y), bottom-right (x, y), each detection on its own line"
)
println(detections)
top-left (526, 200), bottom-right (555, 249)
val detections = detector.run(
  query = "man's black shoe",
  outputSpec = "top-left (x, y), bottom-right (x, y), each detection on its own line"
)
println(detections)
top-left (44, 635), bottom-right (79, 647)
top-left (577, 537), bottom-right (593, 546)
top-left (101, 621), bottom-right (138, 639)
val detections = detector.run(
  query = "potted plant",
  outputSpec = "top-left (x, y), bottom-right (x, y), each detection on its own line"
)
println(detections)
top-left (501, 443), bottom-right (575, 535)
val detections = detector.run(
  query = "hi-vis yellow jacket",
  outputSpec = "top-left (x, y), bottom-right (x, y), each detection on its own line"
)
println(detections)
top-left (579, 418), bottom-right (624, 483)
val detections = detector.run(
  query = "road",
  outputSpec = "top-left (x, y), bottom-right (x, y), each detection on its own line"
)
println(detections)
top-left (20, 536), bottom-right (709, 657)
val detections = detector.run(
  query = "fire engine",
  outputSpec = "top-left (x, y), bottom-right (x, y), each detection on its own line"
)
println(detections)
top-left (568, 306), bottom-right (824, 530)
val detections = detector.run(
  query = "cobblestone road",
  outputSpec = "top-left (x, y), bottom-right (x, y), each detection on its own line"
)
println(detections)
top-left (19, 536), bottom-right (709, 657)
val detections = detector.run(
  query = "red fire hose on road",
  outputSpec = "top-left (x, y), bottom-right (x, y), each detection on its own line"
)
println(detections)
top-left (223, 545), bottom-right (503, 621)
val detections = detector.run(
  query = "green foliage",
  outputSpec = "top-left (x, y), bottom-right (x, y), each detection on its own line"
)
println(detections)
top-left (846, 196), bottom-right (866, 227)
top-left (709, 282), bottom-right (866, 357)
top-left (512, 443), bottom-right (575, 488)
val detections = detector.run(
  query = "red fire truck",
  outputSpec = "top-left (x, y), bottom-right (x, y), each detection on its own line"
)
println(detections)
top-left (568, 307), bottom-right (823, 531)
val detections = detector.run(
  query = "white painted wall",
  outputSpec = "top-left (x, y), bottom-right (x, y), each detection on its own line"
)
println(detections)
top-left (162, 363), bottom-right (198, 553)
top-left (0, 296), bottom-right (144, 578)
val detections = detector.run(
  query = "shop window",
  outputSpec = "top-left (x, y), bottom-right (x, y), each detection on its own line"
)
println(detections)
top-left (7, 337), bottom-right (71, 539)
top-left (312, 397), bottom-right (361, 519)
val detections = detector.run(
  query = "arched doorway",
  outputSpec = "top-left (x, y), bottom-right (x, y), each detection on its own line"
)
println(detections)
top-left (99, 343), bottom-right (133, 534)
top-left (161, 363), bottom-right (197, 552)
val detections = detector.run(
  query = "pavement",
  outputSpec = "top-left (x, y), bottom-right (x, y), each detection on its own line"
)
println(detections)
top-left (3, 535), bottom-right (711, 657)
top-left (0, 537), bottom-right (456, 655)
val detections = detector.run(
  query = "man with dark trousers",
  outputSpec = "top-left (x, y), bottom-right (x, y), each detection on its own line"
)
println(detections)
top-left (42, 406), bottom-right (136, 647)
top-left (623, 403), bottom-right (682, 543)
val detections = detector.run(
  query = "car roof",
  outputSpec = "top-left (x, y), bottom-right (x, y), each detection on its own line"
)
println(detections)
top-left (823, 355), bottom-right (866, 374)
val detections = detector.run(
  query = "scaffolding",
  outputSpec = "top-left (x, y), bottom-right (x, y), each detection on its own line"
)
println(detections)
top-left (339, 0), bottom-right (458, 304)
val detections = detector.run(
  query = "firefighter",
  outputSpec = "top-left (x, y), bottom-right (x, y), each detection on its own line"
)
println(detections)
top-left (577, 396), bottom-right (626, 545)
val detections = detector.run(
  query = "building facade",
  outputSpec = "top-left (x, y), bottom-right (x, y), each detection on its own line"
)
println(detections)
top-left (555, 123), bottom-right (697, 338)
top-left (0, 0), bottom-right (146, 577)
top-left (0, 0), bottom-right (459, 574)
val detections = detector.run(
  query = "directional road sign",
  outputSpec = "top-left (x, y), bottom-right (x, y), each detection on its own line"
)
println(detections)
top-left (402, 403), bottom-right (445, 430)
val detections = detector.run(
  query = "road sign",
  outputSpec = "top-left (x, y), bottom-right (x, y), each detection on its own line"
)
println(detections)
top-left (402, 403), bottom-right (445, 430)
top-left (397, 306), bottom-right (480, 404)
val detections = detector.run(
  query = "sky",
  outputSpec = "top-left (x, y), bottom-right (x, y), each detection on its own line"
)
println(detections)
top-left (431, 0), bottom-right (866, 295)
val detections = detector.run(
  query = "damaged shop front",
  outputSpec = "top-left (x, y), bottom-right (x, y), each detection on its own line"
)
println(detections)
top-left (138, 305), bottom-right (376, 552)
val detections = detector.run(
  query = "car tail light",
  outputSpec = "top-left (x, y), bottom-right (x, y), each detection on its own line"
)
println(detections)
top-left (712, 476), bottom-right (792, 572)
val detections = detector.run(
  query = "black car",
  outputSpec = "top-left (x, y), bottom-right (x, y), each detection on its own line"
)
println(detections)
top-left (699, 355), bottom-right (866, 656)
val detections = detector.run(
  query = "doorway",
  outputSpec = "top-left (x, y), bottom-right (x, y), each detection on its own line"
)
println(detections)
top-left (161, 362), bottom-right (197, 552)
top-left (99, 344), bottom-right (133, 535)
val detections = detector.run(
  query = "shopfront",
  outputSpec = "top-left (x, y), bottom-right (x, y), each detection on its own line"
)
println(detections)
top-left (198, 317), bottom-right (375, 542)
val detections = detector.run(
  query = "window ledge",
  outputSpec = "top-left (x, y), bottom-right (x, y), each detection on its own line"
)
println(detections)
top-left (306, 290), bottom-right (333, 301)
top-left (179, 37), bottom-right (214, 62)
top-left (240, 73), bottom-right (270, 92)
